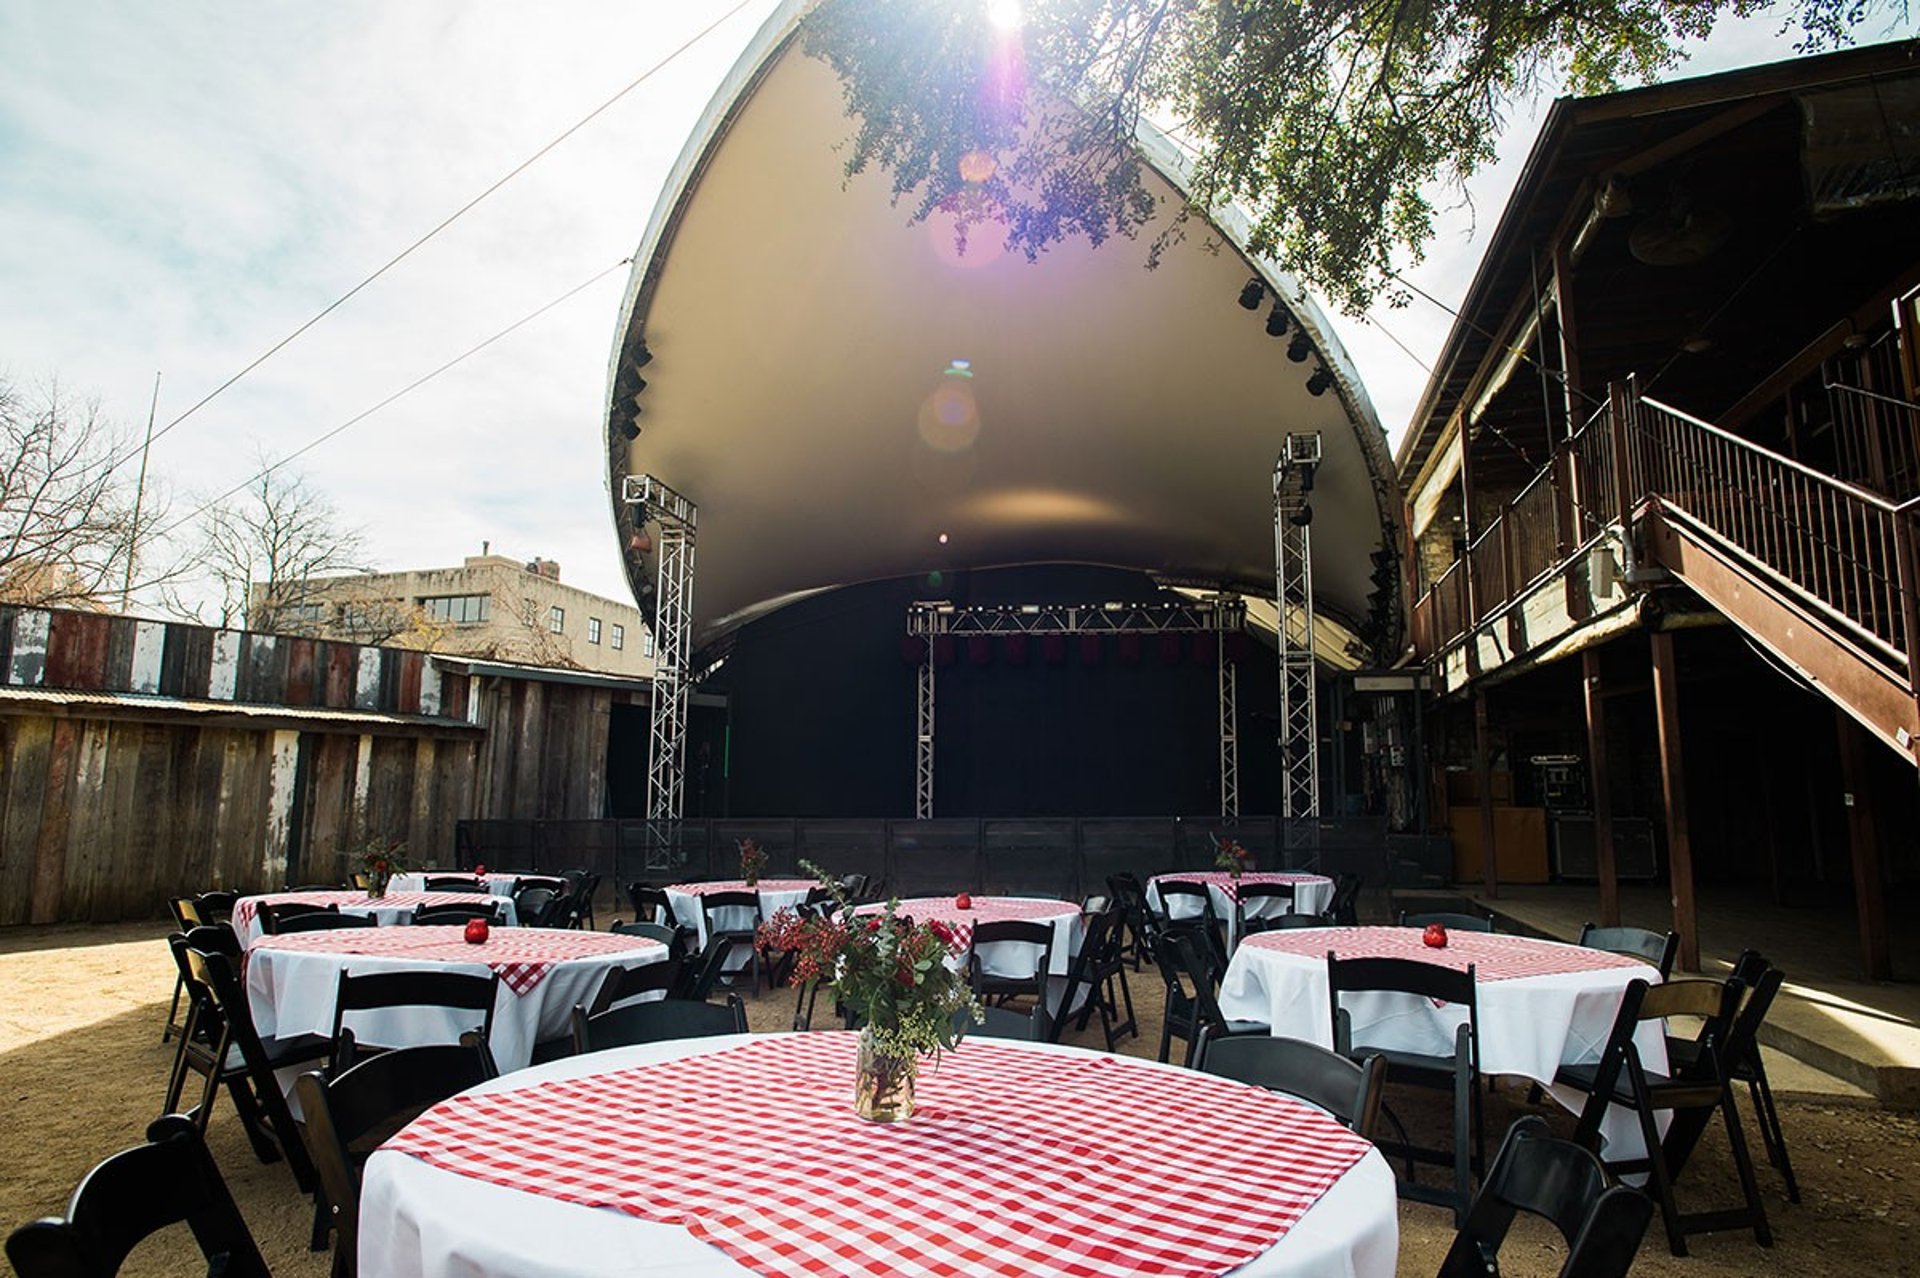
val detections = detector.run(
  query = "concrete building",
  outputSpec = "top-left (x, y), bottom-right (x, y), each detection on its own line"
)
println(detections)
top-left (264, 551), bottom-right (656, 678)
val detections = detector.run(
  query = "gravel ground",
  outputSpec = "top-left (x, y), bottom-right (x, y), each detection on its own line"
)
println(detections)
top-left (2, 920), bottom-right (1915, 1276)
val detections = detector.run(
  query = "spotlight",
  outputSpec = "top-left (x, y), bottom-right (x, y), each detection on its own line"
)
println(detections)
top-left (1289, 504), bottom-right (1314, 527)
top-left (629, 342), bottom-right (653, 371)
top-left (618, 418), bottom-right (640, 441)
top-left (631, 376), bottom-right (647, 395)
top-left (1265, 303), bottom-right (1291, 337)
top-left (1287, 331), bottom-right (1312, 363)
top-left (1238, 277), bottom-right (1266, 310)
top-left (1306, 364), bottom-right (1333, 396)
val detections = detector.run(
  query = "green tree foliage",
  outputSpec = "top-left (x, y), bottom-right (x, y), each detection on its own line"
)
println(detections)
top-left (805, 0), bottom-right (1899, 312)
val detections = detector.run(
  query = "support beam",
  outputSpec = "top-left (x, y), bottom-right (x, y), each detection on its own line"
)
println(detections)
top-left (1835, 709), bottom-right (1893, 981)
top-left (1475, 689), bottom-right (1498, 900)
top-left (1582, 648), bottom-right (1620, 926)
top-left (1650, 630), bottom-right (1698, 972)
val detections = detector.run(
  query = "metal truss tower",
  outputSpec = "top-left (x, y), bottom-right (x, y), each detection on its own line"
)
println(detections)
top-left (622, 474), bottom-right (697, 870)
top-left (906, 597), bottom-right (1248, 819)
top-left (1274, 433), bottom-right (1322, 846)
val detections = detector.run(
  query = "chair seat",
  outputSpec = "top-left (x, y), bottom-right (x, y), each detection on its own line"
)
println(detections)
top-left (1367, 1044), bottom-right (1470, 1081)
top-left (1555, 1061), bottom-right (1724, 1109)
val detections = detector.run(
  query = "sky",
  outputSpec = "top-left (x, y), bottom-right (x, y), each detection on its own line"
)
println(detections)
top-left (2, 1), bottom-right (1914, 611)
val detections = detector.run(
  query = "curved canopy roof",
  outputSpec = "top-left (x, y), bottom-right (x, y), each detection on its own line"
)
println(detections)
top-left (607, 1), bottom-right (1403, 652)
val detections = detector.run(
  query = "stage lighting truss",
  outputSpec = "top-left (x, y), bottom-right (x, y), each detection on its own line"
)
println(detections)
top-left (906, 596), bottom-right (1249, 819)
top-left (621, 474), bottom-right (698, 870)
top-left (1274, 434), bottom-right (1321, 837)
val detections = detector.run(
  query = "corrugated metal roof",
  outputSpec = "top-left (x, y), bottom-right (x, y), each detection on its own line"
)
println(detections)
top-left (0, 685), bottom-right (480, 730)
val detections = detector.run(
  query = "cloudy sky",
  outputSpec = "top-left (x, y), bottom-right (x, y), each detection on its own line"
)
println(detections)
top-left (3, 1), bottom-right (1913, 610)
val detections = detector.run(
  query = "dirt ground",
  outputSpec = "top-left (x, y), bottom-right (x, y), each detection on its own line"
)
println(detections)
top-left (3, 919), bottom-right (1917, 1276)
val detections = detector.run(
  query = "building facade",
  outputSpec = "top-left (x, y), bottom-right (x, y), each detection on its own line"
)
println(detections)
top-left (262, 552), bottom-right (656, 678)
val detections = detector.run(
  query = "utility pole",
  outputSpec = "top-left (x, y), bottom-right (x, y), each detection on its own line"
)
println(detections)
top-left (120, 371), bottom-right (161, 612)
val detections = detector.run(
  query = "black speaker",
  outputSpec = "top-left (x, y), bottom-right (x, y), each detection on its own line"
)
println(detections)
top-left (1551, 814), bottom-right (1658, 881)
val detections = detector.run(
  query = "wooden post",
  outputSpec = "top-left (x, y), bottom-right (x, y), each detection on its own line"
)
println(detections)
top-left (1475, 689), bottom-right (1499, 899)
top-left (1835, 708), bottom-right (1893, 981)
top-left (1607, 380), bottom-right (1637, 569)
top-left (1553, 242), bottom-right (1586, 438)
top-left (1582, 647), bottom-right (1620, 927)
top-left (1650, 630), bottom-right (1698, 971)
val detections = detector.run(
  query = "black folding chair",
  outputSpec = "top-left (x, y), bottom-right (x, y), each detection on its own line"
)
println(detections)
top-left (673, 933), bottom-right (740, 1002)
top-left (1153, 879), bottom-right (1229, 975)
top-left (259, 900), bottom-right (339, 934)
top-left (1326, 873), bottom-right (1362, 925)
top-left (1558, 972), bottom-right (1775, 1256)
top-left (1233, 881), bottom-right (1297, 942)
top-left (701, 890), bottom-right (765, 992)
top-left (1329, 953), bottom-right (1484, 1225)
top-left (411, 901), bottom-right (506, 927)
top-left (964, 1003), bottom-right (1053, 1041)
top-left (1578, 921), bottom-right (1679, 980)
top-left (1196, 1032), bottom-right (1387, 1140)
top-left (1153, 932), bottom-right (1267, 1067)
top-left (328, 967), bottom-right (499, 1075)
top-left (585, 957), bottom-right (684, 1017)
top-left (422, 874), bottom-right (484, 892)
top-left (1103, 872), bottom-right (1153, 970)
top-left (277, 910), bottom-right (378, 934)
top-left (1049, 906), bottom-right (1134, 1049)
top-left (1666, 950), bottom-right (1797, 1202)
top-left (571, 994), bottom-right (747, 1053)
top-left (1399, 910), bottom-right (1496, 933)
top-left (5, 1115), bottom-right (270, 1278)
top-left (1437, 1116), bottom-right (1654, 1278)
top-left (296, 1041), bottom-right (496, 1278)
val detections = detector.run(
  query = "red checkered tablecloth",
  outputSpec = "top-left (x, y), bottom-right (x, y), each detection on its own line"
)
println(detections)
top-left (385, 1032), bottom-right (1372, 1278)
top-left (858, 896), bottom-right (1078, 952)
top-left (232, 890), bottom-right (496, 932)
top-left (1241, 925), bottom-right (1649, 981)
top-left (1149, 872), bottom-right (1327, 905)
top-left (667, 878), bottom-right (815, 896)
top-left (249, 927), bottom-right (663, 995)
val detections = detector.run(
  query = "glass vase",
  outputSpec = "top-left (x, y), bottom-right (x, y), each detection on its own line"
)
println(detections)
top-left (367, 874), bottom-right (387, 900)
top-left (854, 1027), bottom-right (916, 1122)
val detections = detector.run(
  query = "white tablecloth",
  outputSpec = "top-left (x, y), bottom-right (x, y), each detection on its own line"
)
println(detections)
top-left (857, 897), bottom-right (1086, 1016)
top-left (1217, 927), bottom-right (1665, 1155)
top-left (231, 891), bottom-right (519, 947)
top-left (666, 880), bottom-right (816, 972)
top-left (1146, 872), bottom-right (1336, 949)
top-left (358, 1035), bottom-right (1398, 1278)
top-left (245, 927), bottom-right (665, 1078)
top-left (388, 872), bottom-right (523, 898)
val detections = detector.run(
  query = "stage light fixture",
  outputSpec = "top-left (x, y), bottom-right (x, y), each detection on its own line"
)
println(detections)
top-left (1306, 364), bottom-right (1333, 396)
top-left (618, 418), bottom-right (640, 441)
top-left (1289, 503), bottom-right (1314, 527)
top-left (1265, 303), bottom-right (1291, 337)
top-left (629, 342), bottom-right (654, 371)
top-left (1239, 277), bottom-right (1266, 310)
top-left (1287, 331), bottom-right (1312, 363)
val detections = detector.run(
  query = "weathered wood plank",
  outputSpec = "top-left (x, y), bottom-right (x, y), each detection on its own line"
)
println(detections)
top-left (323, 644), bottom-right (357, 709)
top-left (396, 651), bottom-right (423, 716)
top-left (31, 719), bottom-right (81, 923)
top-left (129, 620), bottom-right (167, 694)
top-left (284, 639), bottom-right (317, 707)
top-left (104, 616), bottom-right (137, 690)
top-left (0, 718), bottom-right (52, 925)
top-left (60, 720), bottom-right (114, 920)
top-left (44, 612), bottom-right (111, 689)
top-left (208, 631), bottom-right (241, 700)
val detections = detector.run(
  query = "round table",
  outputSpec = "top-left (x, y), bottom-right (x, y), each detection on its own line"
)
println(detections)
top-left (245, 926), bottom-right (666, 1077)
top-left (666, 879), bottom-right (817, 971)
top-left (387, 871), bottom-right (524, 898)
top-left (1217, 925), bottom-right (1665, 1155)
top-left (358, 1033), bottom-right (1399, 1278)
top-left (1146, 872), bottom-right (1336, 948)
top-left (230, 890), bottom-right (519, 947)
top-left (858, 896), bottom-right (1085, 1017)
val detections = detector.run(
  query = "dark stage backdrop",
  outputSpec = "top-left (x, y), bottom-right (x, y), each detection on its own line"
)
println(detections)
top-left (702, 566), bottom-right (1284, 818)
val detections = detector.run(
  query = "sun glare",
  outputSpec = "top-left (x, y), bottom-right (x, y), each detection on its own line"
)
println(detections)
top-left (985, 0), bottom-right (1023, 33)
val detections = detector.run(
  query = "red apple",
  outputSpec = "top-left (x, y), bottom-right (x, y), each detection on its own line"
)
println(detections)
top-left (464, 917), bottom-right (490, 944)
top-left (955, 892), bottom-right (973, 910)
top-left (1423, 923), bottom-right (1448, 949)
top-left (474, 863), bottom-right (487, 877)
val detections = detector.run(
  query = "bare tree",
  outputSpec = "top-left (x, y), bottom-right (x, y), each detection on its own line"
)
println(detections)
top-left (0, 375), bottom-right (176, 608)
top-left (186, 463), bottom-right (375, 634)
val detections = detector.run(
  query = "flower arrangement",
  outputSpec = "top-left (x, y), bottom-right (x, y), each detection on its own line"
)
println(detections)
top-left (737, 837), bottom-right (768, 887)
top-left (755, 861), bottom-right (980, 1120)
top-left (358, 836), bottom-right (409, 898)
top-left (1214, 835), bottom-right (1254, 879)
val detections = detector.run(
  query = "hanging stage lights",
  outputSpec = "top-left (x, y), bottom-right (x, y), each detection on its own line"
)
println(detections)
top-left (1306, 364), bottom-right (1334, 396)
top-left (1287, 331), bottom-right (1313, 363)
top-left (1238, 277), bottom-right (1267, 310)
top-left (1265, 303), bottom-right (1292, 337)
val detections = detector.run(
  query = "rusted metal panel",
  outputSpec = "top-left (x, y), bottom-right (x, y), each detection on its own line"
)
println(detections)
top-left (283, 639), bottom-right (317, 707)
top-left (395, 651), bottom-right (423, 715)
top-left (323, 644), bottom-right (358, 709)
top-left (44, 612), bottom-right (114, 689)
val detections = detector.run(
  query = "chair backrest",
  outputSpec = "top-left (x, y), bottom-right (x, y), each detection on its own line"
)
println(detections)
top-left (193, 890), bottom-right (238, 925)
top-left (702, 890), bottom-right (763, 936)
top-left (586, 958), bottom-right (684, 1016)
top-left (1235, 881), bottom-right (1296, 910)
top-left (627, 882), bottom-right (677, 927)
top-left (1327, 954), bottom-right (1480, 1064)
top-left (515, 874), bottom-right (566, 893)
top-left (276, 909), bottom-right (379, 934)
top-left (258, 900), bottom-right (337, 934)
top-left (674, 933), bottom-right (739, 1001)
top-left (1259, 912), bottom-right (1333, 930)
top-left (1197, 1034), bottom-right (1387, 1140)
top-left (513, 886), bottom-right (557, 925)
top-left (571, 993), bottom-right (747, 1053)
top-left (412, 902), bottom-right (504, 926)
top-left (1578, 922), bottom-right (1679, 980)
top-left (329, 968), bottom-right (499, 1073)
top-left (1438, 1116), bottom-right (1654, 1278)
top-left (423, 875), bottom-right (484, 892)
top-left (168, 896), bottom-right (199, 930)
top-left (4, 1115), bottom-right (270, 1278)
top-left (611, 919), bottom-right (682, 953)
top-left (1152, 879), bottom-right (1215, 923)
top-left (967, 919), bottom-right (1055, 998)
top-left (180, 944), bottom-right (317, 1191)
top-left (294, 1041), bottom-right (495, 1274)
top-left (967, 1003), bottom-right (1052, 1041)
top-left (837, 873), bottom-right (871, 901)
top-left (1399, 910), bottom-right (1496, 933)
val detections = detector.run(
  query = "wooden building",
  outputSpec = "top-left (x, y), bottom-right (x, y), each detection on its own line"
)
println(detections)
top-left (1398, 41), bottom-right (1920, 976)
top-left (0, 606), bottom-right (651, 924)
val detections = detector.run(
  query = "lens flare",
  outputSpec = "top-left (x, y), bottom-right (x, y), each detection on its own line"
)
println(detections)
top-left (917, 383), bottom-right (981, 453)
top-left (958, 149), bottom-right (996, 184)
top-left (985, 0), bottom-right (1023, 32)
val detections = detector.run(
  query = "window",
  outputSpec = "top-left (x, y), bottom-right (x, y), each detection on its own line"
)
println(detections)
top-left (422, 594), bottom-right (491, 625)
top-left (548, 605), bottom-right (565, 634)
top-left (611, 623), bottom-right (625, 650)
top-left (588, 617), bottom-right (602, 645)
top-left (643, 629), bottom-right (655, 658)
